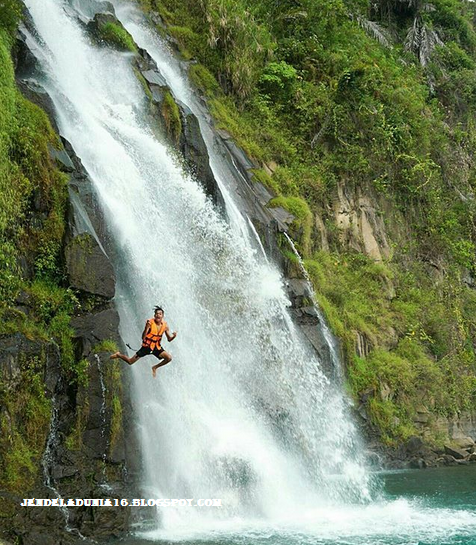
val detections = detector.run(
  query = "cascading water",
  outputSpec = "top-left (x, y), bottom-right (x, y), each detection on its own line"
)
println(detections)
top-left (23, 1), bottom-right (476, 543)
top-left (95, 354), bottom-right (111, 487)
top-left (42, 396), bottom-right (73, 531)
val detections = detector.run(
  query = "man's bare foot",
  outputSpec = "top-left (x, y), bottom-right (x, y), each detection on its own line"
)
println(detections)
top-left (152, 367), bottom-right (157, 378)
top-left (110, 352), bottom-right (120, 360)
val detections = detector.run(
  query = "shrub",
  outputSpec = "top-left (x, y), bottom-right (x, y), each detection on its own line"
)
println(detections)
top-left (259, 61), bottom-right (297, 102)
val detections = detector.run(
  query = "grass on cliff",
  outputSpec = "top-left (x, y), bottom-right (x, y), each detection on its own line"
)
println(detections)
top-left (0, 354), bottom-right (52, 490)
top-left (139, 0), bottom-right (476, 447)
top-left (306, 251), bottom-right (476, 444)
top-left (143, 0), bottom-right (476, 264)
top-left (0, 17), bottom-right (86, 489)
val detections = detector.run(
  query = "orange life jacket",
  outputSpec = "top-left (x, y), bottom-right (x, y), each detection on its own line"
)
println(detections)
top-left (142, 319), bottom-right (167, 351)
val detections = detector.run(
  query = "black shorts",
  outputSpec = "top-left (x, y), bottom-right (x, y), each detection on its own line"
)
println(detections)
top-left (136, 346), bottom-right (165, 359)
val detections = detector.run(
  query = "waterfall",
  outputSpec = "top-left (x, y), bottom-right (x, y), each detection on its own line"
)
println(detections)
top-left (22, 1), bottom-right (476, 543)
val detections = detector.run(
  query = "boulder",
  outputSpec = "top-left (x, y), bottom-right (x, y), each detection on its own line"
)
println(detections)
top-left (86, 12), bottom-right (117, 36)
top-left (71, 307), bottom-right (121, 357)
top-left (444, 445), bottom-right (468, 460)
top-left (65, 232), bottom-right (115, 298)
top-left (405, 436), bottom-right (425, 455)
top-left (14, 26), bottom-right (39, 78)
top-left (142, 68), bottom-right (167, 88)
top-left (453, 435), bottom-right (475, 449)
top-left (0, 334), bottom-right (61, 397)
top-left (456, 459), bottom-right (470, 466)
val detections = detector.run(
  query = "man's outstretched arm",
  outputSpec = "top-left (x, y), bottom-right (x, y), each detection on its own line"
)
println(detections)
top-left (165, 326), bottom-right (177, 342)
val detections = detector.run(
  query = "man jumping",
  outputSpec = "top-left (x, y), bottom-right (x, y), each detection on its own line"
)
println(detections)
top-left (110, 306), bottom-right (177, 378)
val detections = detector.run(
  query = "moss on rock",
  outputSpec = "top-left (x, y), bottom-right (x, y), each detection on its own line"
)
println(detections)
top-left (161, 90), bottom-right (182, 143)
top-left (98, 21), bottom-right (137, 53)
top-left (269, 196), bottom-right (312, 253)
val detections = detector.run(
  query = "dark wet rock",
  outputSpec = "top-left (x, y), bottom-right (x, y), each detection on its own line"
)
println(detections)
top-left (135, 47), bottom-right (225, 208)
top-left (48, 143), bottom-right (75, 172)
top-left (177, 99), bottom-right (225, 208)
top-left (65, 232), bottom-right (115, 298)
top-left (61, 137), bottom-right (88, 174)
top-left (142, 68), bottom-right (167, 88)
top-left (357, 403), bottom-right (369, 421)
top-left (405, 436), bottom-right (425, 455)
top-left (287, 279), bottom-right (311, 305)
top-left (0, 334), bottom-right (61, 396)
top-left (222, 138), bottom-right (257, 179)
top-left (135, 47), bottom-right (156, 71)
top-left (16, 79), bottom-right (60, 133)
top-left (14, 26), bottom-right (39, 78)
top-left (268, 206), bottom-right (295, 231)
top-left (253, 182), bottom-right (275, 206)
top-left (71, 307), bottom-right (121, 357)
top-left (8, 17), bottom-right (135, 545)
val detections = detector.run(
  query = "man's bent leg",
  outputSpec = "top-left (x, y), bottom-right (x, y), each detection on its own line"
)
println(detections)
top-left (110, 352), bottom-right (141, 365)
top-left (152, 351), bottom-right (172, 378)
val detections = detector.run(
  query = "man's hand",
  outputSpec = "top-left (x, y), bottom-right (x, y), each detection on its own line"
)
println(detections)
top-left (169, 331), bottom-right (177, 342)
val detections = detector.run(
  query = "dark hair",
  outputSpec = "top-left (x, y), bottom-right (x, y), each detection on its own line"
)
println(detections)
top-left (154, 306), bottom-right (164, 314)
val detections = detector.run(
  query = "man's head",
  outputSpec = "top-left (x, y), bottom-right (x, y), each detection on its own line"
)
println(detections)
top-left (154, 306), bottom-right (164, 321)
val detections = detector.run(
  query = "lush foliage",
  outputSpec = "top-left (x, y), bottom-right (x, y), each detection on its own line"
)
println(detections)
top-left (306, 252), bottom-right (476, 444)
top-left (0, 25), bottom-right (83, 488)
top-left (140, 0), bottom-right (476, 445)
top-left (0, 354), bottom-right (51, 490)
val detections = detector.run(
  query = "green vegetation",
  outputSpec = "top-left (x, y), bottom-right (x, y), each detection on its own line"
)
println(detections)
top-left (98, 21), bottom-right (137, 52)
top-left (0, 12), bottom-right (89, 488)
top-left (0, 354), bottom-right (51, 490)
top-left (305, 251), bottom-right (476, 444)
top-left (93, 339), bottom-right (119, 353)
top-left (161, 90), bottom-right (182, 143)
top-left (105, 360), bottom-right (123, 455)
top-left (139, 0), bottom-right (476, 446)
